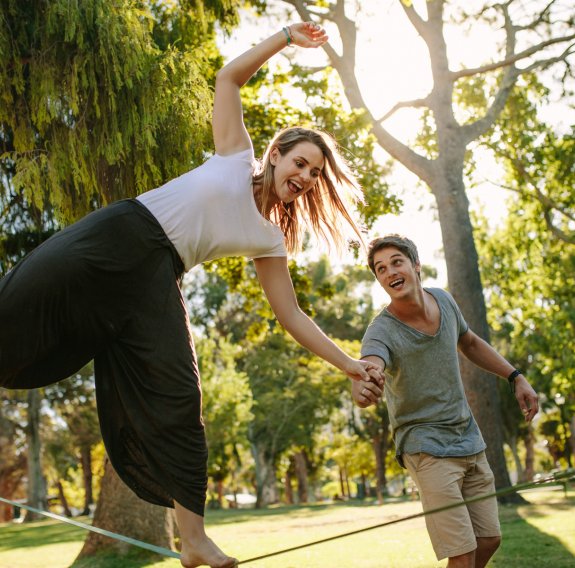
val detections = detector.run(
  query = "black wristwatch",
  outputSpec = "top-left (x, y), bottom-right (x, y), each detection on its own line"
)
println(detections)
top-left (507, 369), bottom-right (522, 393)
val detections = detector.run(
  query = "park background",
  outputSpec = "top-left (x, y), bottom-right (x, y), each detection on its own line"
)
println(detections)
top-left (1, 0), bottom-right (574, 566)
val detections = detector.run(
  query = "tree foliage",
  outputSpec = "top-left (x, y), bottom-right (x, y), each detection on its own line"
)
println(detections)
top-left (474, 72), bottom-right (575, 404)
top-left (262, 0), bottom-right (575, 490)
top-left (0, 0), bottom-right (245, 549)
top-left (0, 0), bottom-right (239, 223)
top-left (196, 335), bottom-right (253, 492)
top-left (472, 72), bottom-right (574, 470)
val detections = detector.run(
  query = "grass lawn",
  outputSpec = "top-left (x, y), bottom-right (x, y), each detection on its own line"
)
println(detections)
top-left (0, 487), bottom-right (573, 568)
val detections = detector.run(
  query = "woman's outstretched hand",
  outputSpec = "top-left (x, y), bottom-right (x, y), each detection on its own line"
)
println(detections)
top-left (288, 21), bottom-right (328, 48)
top-left (344, 359), bottom-right (385, 384)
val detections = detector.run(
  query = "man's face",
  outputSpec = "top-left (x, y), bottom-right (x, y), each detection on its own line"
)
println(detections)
top-left (372, 246), bottom-right (421, 299)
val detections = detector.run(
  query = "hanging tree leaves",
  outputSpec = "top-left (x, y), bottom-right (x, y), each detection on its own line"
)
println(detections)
top-left (0, 0), bottom-right (239, 224)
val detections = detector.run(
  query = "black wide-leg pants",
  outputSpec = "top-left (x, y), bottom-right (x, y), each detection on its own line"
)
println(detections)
top-left (0, 200), bottom-right (208, 515)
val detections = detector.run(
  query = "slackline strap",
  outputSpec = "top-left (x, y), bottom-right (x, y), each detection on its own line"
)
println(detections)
top-left (238, 468), bottom-right (574, 564)
top-left (0, 497), bottom-right (180, 559)
top-left (1, 468), bottom-right (573, 565)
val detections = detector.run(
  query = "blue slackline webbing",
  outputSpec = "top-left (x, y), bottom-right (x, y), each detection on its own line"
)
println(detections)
top-left (0, 496), bottom-right (180, 559)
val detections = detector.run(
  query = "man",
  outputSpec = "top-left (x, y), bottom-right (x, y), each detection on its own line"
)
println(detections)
top-left (353, 234), bottom-right (538, 568)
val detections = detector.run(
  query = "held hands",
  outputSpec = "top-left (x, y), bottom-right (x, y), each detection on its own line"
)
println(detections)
top-left (514, 375), bottom-right (539, 422)
top-left (344, 358), bottom-right (384, 383)
top-left (287, 22), bottom-right (328, 48)
top-left (345, 359), bottom-right (385, 409)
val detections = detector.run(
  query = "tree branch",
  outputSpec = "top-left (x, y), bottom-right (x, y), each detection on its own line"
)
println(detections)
top-left (460, 63), bottom-right (519, 143)
top-left (452, 34), bottom-right (575, 80)
top-left (515, 0), bottom-right (556, 32)
top-left (520, 43), bottom-right (575, 74)
top-left (542, 209), bottom-right (575, 244)
top-left (376, 96), bottom-right (431, 123)
top-left (484, 152), bottom-right (575, 244)
top-left (494, 177), bottom-right (575, 224)
top-left (399, 0), bottom-right (429, 39)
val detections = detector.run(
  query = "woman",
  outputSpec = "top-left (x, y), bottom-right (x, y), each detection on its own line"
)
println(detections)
top-left (0, 21), bottom-right (383, 568)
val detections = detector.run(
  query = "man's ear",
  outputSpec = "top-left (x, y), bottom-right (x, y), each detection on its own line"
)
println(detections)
top-left (415, 261), bottom-right (422, 278)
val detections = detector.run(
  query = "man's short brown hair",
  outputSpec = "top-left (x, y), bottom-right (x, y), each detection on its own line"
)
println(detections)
top-left (367, 234), bottom-right (420, 274)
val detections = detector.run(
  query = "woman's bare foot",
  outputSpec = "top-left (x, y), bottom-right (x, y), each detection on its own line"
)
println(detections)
top-left (174, 501), bottom-right (238, 568)
top-left (180, 535), bottom-right (238, 568)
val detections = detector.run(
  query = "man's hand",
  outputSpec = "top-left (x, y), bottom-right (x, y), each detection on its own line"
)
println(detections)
top-left (351, 376), bottom-right (384, 408)
top-left (515, 375), bottom-right (539, 422)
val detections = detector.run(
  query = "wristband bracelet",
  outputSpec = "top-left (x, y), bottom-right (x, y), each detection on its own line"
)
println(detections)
top-left (282, 26), bottom-right (294, 47)
top-left (507, 369), bottom-right (522, 393)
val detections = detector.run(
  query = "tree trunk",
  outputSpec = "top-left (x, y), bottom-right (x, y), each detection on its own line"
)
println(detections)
top-left (293, 451), bottom-right (309, 504)
top-left (523, 425), bottom-right (535, 482)
top-left (569, 415), bottom-right (575, 464)
top-left (339, 467), bottom-right (346, 499)
top-left (251, 442), bottom-right (278, 507)
top-left (506, 435), bottom-right (524, 483)
top-left (284, 460), bottom-right (294, 505)
top-left (80, 445), bottom-right (94, 516)
top-left (372, 434), bottom-right (386, 503)
top-left (344, 466), bottom-right (351, 498)
top-left (24, 389), bottom-right (48, 522)
top-left (78, 458), bottom-right (175, 559)
top-left (57, 480), bottom-right (73, 517)
top-left (433, 175), bottom-right (512, 493)
top-left (0, 453), bottom-right (26, 523)
top-left (216, 479), bottom-right (224, 507)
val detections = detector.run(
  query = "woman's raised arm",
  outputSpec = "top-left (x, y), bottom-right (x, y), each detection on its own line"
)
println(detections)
top-left (212, 22), bottom-right (328, 156)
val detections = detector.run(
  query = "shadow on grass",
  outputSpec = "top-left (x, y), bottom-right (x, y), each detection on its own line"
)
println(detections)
top-left (493, 498), bottom-right (575, 567)
top-left (0, 519), bottom-right (171, 568)
top-left (205, 496), bottom-right (405, 525)
top-left (68, 549), bottom-right (168, 568)
top-left (0, 518), bottom-right (87, 549)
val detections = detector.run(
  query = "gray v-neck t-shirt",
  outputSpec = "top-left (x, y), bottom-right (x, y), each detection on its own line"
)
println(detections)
top-left (361, 287), bottom-right (486, 466)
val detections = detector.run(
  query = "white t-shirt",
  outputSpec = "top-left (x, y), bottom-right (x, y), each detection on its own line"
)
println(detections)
top-left (137, 147), bottom-right (287, 271)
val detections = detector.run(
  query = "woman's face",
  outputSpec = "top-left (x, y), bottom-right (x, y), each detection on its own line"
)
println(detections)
top-left (270, 141), bottom-right (325, 204)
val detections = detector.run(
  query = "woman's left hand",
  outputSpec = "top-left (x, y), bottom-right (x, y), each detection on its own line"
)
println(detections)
top-left (344, 359), bottom-right (385, 384)
top-left (288, 21), bottom-right (328, 48)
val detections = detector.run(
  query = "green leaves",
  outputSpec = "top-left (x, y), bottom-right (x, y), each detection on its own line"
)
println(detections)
top-left (0, 0), bottom-right (232, 223)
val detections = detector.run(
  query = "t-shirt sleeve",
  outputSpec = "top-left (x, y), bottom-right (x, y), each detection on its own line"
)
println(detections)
top-left (249, 241), bottom-right (287, 259)
top-left (361, 317), bottom-right (391, 369)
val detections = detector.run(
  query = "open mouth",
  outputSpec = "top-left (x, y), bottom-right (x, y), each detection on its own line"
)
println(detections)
top-left (288, 180), bottom-right (302, 194)
top-left (389, 278), bottom-right (404, 289)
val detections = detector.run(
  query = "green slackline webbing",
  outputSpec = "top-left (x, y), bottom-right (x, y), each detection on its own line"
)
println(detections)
top-left (238, 468), bottom-right (575, 564)
top-left (0, 468), bottom-right (573, 565)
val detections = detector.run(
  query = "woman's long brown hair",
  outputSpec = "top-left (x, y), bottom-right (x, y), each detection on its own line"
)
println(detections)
top-left (252, 127), bottom-right (365, 254)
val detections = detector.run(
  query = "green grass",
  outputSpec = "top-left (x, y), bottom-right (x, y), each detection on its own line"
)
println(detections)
top-left (0, 488), bottom-right (573, 567)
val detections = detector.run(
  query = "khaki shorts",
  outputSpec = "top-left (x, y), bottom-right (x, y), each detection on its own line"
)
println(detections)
top-left (403, 451), bottom-right (501, 560)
